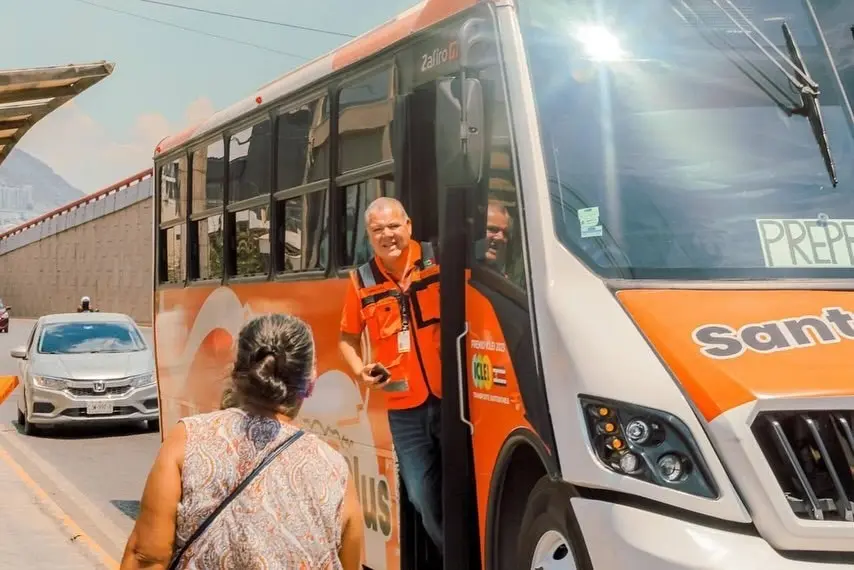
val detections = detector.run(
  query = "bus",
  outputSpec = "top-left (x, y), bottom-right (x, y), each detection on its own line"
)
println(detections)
top-left (151, 0), bottom-right (854, 568)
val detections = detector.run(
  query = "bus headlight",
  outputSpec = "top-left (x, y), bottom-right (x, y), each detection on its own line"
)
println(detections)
top-left (580, 396), bottom-right (719, 499)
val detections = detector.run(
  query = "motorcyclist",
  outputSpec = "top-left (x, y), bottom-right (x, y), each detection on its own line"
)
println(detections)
top-left (77, 296), bottom-right (99, 313)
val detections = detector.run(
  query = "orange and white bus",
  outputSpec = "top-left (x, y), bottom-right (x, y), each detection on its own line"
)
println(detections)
top-left (151, 0), bottom-right (854, 568)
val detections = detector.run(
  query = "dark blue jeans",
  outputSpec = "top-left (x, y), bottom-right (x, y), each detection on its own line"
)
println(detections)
top-left (388, 396), bottom-right (443, 550)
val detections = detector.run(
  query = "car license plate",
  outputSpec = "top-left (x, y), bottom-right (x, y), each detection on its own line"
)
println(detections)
top-left (86, 401), bottom-right (113, 415)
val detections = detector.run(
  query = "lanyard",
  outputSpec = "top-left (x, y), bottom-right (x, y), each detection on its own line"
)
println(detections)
top-left (398, 291), bottom-right (410, 332)
top-left (392, 264), bottom-right (415, 332)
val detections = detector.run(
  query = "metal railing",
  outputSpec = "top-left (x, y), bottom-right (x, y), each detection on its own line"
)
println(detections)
top-left (0, 168), bottom-right (153, 241)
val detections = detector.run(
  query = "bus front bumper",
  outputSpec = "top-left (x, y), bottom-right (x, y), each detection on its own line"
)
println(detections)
top-left (572, 498), bottom-right (850, 569)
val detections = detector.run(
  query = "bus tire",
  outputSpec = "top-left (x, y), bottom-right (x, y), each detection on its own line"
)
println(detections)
top-left (516, 477), bottom-right (592, 570)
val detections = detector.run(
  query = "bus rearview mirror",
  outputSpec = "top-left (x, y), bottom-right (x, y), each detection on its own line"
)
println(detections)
top-left (435, 76), bottom-right (484, 188)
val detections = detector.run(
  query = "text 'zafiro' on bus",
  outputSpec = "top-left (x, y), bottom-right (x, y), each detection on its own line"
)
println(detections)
top-left (149, 0), bottom-right (854, 568)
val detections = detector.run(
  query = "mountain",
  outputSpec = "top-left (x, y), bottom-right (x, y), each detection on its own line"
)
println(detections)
top-left (0, 148), bottom-right (84, 232)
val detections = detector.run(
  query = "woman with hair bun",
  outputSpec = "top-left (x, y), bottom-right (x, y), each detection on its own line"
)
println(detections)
top-left (121, 314), bottom-right (364, 570)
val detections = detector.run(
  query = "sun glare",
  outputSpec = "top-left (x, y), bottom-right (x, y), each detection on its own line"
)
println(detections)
top-left (576, 24), bottom-right (625, 61)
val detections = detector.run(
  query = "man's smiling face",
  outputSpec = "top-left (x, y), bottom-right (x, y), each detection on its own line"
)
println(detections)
top-left (367, 203), bottom-right (412, 265)
top-left (485, 202), bottom-right (511, 264)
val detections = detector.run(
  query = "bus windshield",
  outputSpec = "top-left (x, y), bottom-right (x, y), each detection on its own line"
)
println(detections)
top-left (520, 0), bottom-right (854, 279)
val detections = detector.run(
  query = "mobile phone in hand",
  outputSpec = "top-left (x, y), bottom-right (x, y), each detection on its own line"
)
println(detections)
top-left (371, 363), bottom-right (391, 384)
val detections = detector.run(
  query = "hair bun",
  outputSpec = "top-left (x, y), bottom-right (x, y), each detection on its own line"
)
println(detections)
top-left (230, 314), bottom-right (315, 414)
top-left (253, 344), bottom-right (278, 363)
top-left (240, 352), bottom-right (288, 404)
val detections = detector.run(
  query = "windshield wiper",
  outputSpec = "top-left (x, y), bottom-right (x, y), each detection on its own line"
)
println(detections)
top-left (706, 0), bottom-right (838, 187)
top-left (781, 22), bottom-right (837, 187)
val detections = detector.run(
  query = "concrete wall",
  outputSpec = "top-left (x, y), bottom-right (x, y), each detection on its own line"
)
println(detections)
top-left (0, 174), bottom-right (153, 324)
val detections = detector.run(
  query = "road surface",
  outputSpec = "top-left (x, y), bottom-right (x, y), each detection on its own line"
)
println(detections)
top-left (0, 318), bottom-right (160, 565)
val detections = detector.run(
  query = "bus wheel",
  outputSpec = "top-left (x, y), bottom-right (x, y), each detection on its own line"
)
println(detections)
top-left (529, 529), bottom-right (574, 570)
top-left (517, 478), bottom-right (591, 570)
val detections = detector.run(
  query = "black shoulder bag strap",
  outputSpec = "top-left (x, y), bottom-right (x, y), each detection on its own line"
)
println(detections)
top-left (168, 429), bottom-right (305, 570)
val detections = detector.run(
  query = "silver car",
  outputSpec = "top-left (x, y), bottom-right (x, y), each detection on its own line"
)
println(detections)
top-left (11, 312), bottom-right (159, 435)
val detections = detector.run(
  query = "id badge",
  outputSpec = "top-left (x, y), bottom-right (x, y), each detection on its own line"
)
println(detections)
top-left (398, 330), bottom-right (411, 353)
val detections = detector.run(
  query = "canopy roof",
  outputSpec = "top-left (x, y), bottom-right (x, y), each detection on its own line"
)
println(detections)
top-left (0, 61), bottom-right (115, 166)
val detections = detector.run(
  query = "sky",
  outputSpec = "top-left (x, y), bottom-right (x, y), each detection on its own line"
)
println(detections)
top-left (1, 0), bottom-right (420, 191)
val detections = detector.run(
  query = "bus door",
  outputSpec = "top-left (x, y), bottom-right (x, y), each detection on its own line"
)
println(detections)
top-left (394, 7), bottom-right (553, 568)
top-left (410, 8), bottom-right (556, 570)
top-left (394, 14), bottom-right (495, 568)
top-left (396, 9), bottom-right (517, 569)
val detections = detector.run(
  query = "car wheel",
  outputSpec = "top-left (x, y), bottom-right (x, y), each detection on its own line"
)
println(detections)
top-left (20, 397), bottom-right (39, 436)
top-left (22, 416), bottom-right (39, 436)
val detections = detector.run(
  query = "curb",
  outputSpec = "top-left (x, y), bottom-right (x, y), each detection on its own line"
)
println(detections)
top-left (0, 443), bottom-right (120, 569)
top-left (0, 428), bottom-right (130, 551)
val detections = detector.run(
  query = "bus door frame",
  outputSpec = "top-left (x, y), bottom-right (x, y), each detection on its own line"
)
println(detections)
top-left (392, 10), bottom-right (496, 568)
top-left (435, 17), bottom-right (494, 570)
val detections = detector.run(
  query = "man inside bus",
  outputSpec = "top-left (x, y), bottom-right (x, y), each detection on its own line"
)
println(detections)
top-left (338, 196), bottom-right (444, 553)
top-left (477, 199), bottom-right (512, 275)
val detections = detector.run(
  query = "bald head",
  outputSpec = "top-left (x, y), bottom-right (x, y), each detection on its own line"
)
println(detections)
top-left (365, 196), bottom-right (412, 267)
top-left (364, 196), bottom-right (408, 226)
top-left (488, 200), bottom-right (510, 219)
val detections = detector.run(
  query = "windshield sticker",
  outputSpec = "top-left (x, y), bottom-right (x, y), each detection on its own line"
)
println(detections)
top-left (578, 207), bottom-right (603, 238)
top-left (578, 206), bottom-right (599, 228)
top-left (581, 225), bottom-right (603, 238)
top-left (692, 306), bottom-right (854, 359)
top-left (756, 218), bottom-right (854, 268)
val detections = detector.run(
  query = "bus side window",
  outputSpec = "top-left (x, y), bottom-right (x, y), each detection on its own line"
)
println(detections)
top-left (274, 94), bottom-right (332, 275)
top-left (473, 66), bottom-right (527, 293)
top-left (336, 64), bottom-right (398, 268)
top-left (229, 118), bottom-right (273, 278)
top-left (190, 138), bottom-right (226, 281)
top-left (277, 189), bottom-right (330, 273)
top-left (157, 156), bottom-right (188, 284)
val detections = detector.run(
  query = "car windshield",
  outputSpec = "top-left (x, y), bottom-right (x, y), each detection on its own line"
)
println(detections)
top-left (38, 322), bottom-right (146, 354)
top-left (519, 0), bottom-right (854, 279)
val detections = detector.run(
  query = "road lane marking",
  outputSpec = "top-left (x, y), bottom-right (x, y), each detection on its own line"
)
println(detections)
top-left (0, 427), bottom-right (129, 552)
top-left (0, 443), bottom-right (120, 569)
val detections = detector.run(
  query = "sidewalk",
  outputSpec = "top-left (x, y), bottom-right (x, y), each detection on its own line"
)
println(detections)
top-left (0, 445), bottom-right (113, 569)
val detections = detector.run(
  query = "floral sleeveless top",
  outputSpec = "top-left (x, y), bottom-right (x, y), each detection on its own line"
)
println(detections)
top-left (175, 408), bottom-right (350, 569)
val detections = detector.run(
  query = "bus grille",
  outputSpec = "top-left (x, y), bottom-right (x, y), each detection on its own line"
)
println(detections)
top-left (751, 411), bottom-right (854, 522)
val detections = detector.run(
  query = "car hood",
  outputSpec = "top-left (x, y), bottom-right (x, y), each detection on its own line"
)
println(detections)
top-left (33, 350), bottom-right (153, 381)
top-left (617, 289), bottom-right (854, 422)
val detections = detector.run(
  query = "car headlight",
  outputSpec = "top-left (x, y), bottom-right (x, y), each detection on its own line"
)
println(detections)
top-left (130, 374), bottom-right (155, 388)
top-left (32, 375), bottom-right (67, 390)
top-left (580, 395), bottom-right (719, 499)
